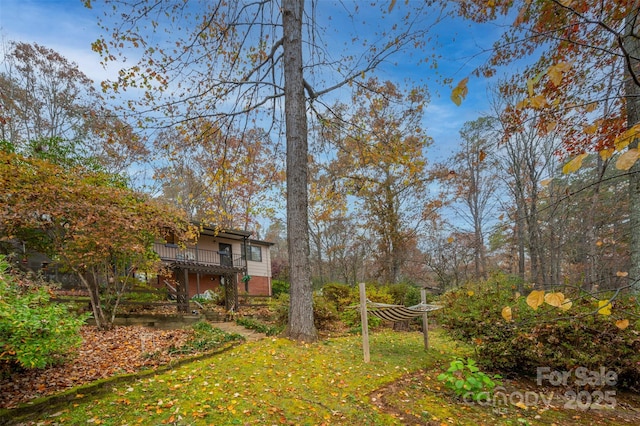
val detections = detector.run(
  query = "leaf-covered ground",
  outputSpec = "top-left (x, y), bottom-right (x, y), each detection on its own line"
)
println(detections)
top-left (4, 327), bottom-right (640, 425)
top-left (1, 326), bottom-right (196, 409)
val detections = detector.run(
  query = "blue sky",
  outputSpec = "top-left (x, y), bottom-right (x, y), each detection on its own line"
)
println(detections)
top-left (0, 0), bottom-right (514, 162)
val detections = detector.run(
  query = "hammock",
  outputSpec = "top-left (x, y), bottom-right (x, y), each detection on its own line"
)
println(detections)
top-left (364, 300), bottom-right (442, 322)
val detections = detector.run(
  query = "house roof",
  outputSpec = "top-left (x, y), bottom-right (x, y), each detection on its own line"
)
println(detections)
top-left (196, 223), bottom-right (252, 240)
top-left (196, 223), bottom-right (274, 246)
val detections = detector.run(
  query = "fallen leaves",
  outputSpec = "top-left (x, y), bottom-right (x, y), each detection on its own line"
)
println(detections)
top-left (501, 306), bottom-right (513, 322)
top-left (0, 325), bottom-right (192, 409)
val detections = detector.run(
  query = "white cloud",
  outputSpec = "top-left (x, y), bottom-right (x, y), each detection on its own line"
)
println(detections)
top-left (0, 0), bottom-right (120, 84)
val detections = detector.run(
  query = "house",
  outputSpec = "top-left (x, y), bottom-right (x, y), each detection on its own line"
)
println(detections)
top-left (154, 226), bottom-right (274, 313)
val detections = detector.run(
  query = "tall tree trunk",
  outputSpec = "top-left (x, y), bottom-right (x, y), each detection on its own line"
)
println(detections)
top-left (515, 203), bottom-right (526, 283)
top-left (282, 0), bottom-right (317, 342)
top-left (625, 11), bottom-right (640, 293)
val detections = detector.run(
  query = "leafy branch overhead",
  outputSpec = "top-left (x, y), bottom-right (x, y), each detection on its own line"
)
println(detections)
top-left (450, 2), bottom-right (640, 174)
top-left (500, 289), bottom-right (631, 330)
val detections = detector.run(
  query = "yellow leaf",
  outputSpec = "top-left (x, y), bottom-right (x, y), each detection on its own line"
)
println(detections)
top-left (516, 98), bottom-right (529, 110)
top-left (583, 123), bottom-right (598, 135)
top-left (514, 292), bottom-right (521, 298)
top-left (450, 77), bottom-right (469, 106)
top-left (558, 299), bottom-right (572, 311)
top-left (467, 290), bottom-right (475, 297)
top-left (529, 95), bottom-right (547, 109)
top-left (527, 70), bottom-right (545, 97)
top-left (597, 300), bottom-right (612, 316)
top-left (545, 121), bottom-right (557, 133)
top-left (526, 290), bottom-right (545, 310)
top-left (615, 148), bottom-right (640, 171)
top-left (514, 401), bottom-right (528, 410)
top-left (584, 102), bottom-right (598, 113)
top-left (447, 236), bottom-right (454, 243)
top-left (562, 153), bottom-right (588, 174)
top-left (616, 271), bottom-right (629, 277)
top-left (615, 319), bottom-right (630, 330)
top-left (501, 306), bottom-right (513, 322)
top-left (544, 292), bottom-right (565, 308)
top-left (596, 240), bottom-right (603, 246)
top-left (547, 62), bottom-right (571, 86)
top-left (540, 178), bottom-right (552, 187)
top-left (614, 124), bottom-right (640, 151)
top-left (599, 148), bottom-right (613, 161)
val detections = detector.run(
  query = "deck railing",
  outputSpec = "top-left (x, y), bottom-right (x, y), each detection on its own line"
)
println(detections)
top-left (153, 243), bottom-right (245, 269)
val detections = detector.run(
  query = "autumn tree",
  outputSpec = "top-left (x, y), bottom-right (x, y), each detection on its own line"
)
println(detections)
top-left (87, 0), bottom-right (444, 341)
top-left (442, 117), bottom-right (501, 280)
top-left (551, 160), bottom-right (630, 290)
top-left (323, 79), bottom-right (432, 284)
top-left (155, 122), bottom-right (282, 231)
top-left (264, 220), bottom-right (289, 281)
top-left (0, 41), bottom-right (145, 174)
top-left (421, 216), bottom-right (473, 290)
top-left (488, 87), bottom-right (563, 287)
top-left (456, 0), bottom-right (640, 291)
top-left (0, 150), bottom-right (190, 330)
top-left (307, 155), bottom-right (358, 285)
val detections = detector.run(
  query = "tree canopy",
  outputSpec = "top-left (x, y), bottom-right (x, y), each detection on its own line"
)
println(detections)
top-left (0, 149), bottom-right (191, 329)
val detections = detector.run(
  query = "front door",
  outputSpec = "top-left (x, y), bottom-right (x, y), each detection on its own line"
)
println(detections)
top-left (219, 243), bottom-right (232, 267)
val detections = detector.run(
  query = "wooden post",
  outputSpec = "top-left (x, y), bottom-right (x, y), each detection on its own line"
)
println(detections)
top-left (359, 282), bottom-right (370, 363)
top-left (184, 268), bottom-right (190, 313)
top-left (421, 288), bottom-right (429, 350)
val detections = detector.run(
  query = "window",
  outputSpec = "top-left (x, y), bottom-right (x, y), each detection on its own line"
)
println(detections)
top-left (241, 244), bottom-right (262, 262)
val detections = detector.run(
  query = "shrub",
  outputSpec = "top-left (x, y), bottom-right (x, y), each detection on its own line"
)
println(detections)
top-left (386, 283), bottom-right (412, 304)
top-left (340, 307), bottom-right (382, 332)
top-left (434, 273), bottom-right (640, 390)
top-left (437, 358), bottom-right (501, 401)
top-left (270, 292), bottom-right (341, 331)
top-left (271, 293), bottom-right (290, 326)
top-left (172, 321), bottom-right (244, 354)
top-left (403, 285), bottom-right (424, 307)
top-left (236, 317), bottom-right (283, 336)
top-left (313, 294), bottom-right (340, 330)
top-left (322, 283), bottom-right (354, 311)
top-left (271, 279), bottom-right (290, 297)
top-left (0, 256), bottom-right (89, 370)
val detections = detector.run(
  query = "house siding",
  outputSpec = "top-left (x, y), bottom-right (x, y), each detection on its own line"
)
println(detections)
top-left (241, 275), bottom-right (270, 295)
top-left (156, 232), bottom-right (273, 298)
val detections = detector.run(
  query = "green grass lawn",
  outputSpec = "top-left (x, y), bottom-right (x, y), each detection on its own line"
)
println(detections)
top-left (14, 329), bottom-right (639, 425)
top-left (16, 330), bottom-right (464, 425)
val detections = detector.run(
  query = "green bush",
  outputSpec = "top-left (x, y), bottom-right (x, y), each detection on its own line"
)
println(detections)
top-left (340, 307), bottom-right (382, 332)
top-left (434, 273), bottom-right (640, 390)
top-left (322, 283), bottom-right (353, 311)
top-left (270, 292), bottom-right (341, 331)
top-left (0, 256), bottom-right (89, 369)
top-left (313, 294), bottom-right (340, 330)
top-left (271, 279), bottom-right (290, 297)
top-left (236, 317), bottom-right (284, 336)
top-left (271, 293), bottom-right (290, 326)
top-left (172, 321), bottom-right (245, 354)
top-left (437, 358), bottom-right (501, 401)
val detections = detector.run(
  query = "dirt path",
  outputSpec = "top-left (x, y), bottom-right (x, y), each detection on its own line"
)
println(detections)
top-left (211, 321), bottom-right (267, 342)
